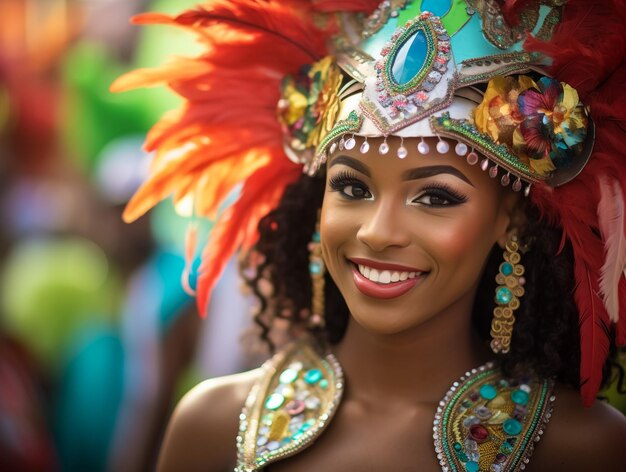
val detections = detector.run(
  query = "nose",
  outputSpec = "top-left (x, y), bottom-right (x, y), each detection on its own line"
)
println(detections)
top-left (356, 199), bottom-right (412, 252)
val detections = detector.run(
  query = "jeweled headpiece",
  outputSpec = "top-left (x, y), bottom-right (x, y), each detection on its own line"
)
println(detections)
top-left (112, 0), bottom-right (626, 405)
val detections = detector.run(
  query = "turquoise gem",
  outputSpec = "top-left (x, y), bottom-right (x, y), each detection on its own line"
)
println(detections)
top-left (304, 369), bottom-right (323, 384)
top-left (319, 379), bottom-right (329, 389)
top-left (511, 389), bottom-right (529, 406)
top-left (292, 431), bottom-right (304, 440)
top-left (466, 460), bottom-right (479, 472)
top-left (503, 418), bottom-right (522, 436)
top-left (391, 30), bottom-right (429, 85)
top-left (453, 442), bottom-right (463, 452)
top-left (479, 384), bottom-right (497, 400)
top-left (312, 231), bottom-right (321, 243)
top-left (309, 262), bottom-right (322, 275)
top-left (495, 287), bottom-right (513, 305)
top-left (265, 393), bottom-right (285, 410)
top-left (304, 418), bottom-right (316, 428)
top-left (421, 0), bottom-right (453, 17)
top-left (500, 262), bottom-right (513, 276)
top-left (458, 452), bottom-right (469, 463)
top-left (279, 368), bottom-right (298, 384)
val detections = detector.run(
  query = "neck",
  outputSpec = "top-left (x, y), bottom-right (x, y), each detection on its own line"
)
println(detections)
top-left (333, 295), bottom-right (490, 406)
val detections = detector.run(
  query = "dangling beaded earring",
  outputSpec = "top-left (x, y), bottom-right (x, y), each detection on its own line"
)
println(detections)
top-left (308, 213), bottom-right (325, 329)
top-left (491, 236), bottom-right (525, 354)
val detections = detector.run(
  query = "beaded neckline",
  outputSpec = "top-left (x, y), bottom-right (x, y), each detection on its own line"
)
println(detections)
top-left (235, 340), bottom-right (555, 472)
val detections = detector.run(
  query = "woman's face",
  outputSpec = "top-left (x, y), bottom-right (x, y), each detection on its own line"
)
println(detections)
top-left (320, 136), bottom-right (516, 335)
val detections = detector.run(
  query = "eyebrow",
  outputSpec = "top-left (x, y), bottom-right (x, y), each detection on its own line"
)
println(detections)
top-left (402, 165), bottom-right (475, 187)
top-left (328, 156), bottom-right (474, 187)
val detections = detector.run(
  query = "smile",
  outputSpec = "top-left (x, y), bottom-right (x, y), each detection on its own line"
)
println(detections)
top-left (349, 258), bottom-right (428, 299)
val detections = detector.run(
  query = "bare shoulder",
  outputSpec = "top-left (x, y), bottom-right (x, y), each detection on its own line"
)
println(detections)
top-left (530, 384), bottom-right (626, 472)
top-left (157, 368), bottom-right (262, 472)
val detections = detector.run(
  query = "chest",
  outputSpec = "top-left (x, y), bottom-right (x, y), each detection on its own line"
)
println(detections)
top-left (268, 402), bottom-right (441, 472)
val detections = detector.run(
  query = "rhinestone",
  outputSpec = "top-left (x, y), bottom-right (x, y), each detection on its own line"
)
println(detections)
top-left (267, 441), bottom-right (280, 451)
top-left (480, 158), bottom-right (490, 171)
top-left (417, 140), bottom-right (430, 154)
top-left (265, 393), bottom-right (285, 410)
top-left (479, 384), bottom-right (497, 400)
top-left (305, 396), bottom-right (321, 410)
top-left (489, 165), bottom-right (499, 178)
top-left (512, 179), bottom-right (522, 192)
top-left (279, 368), bottom-right (298, 384)
top-left (304, 369), bottom-right (323, 384)
top-left (257, 436), bottom-right (268, 446)
top-left (501, 173), bottom-right (511, 186)
top-left (464, 151), bottom-right (477, 165)
top-left (511, 389), bottom-right (530, 406)
top-left (455, 142), bottom-right (468, 156)
top-left (503, 418), bottom-right (523, 436)
top-left (436, 140), bottom-right (450, 154)
top-left (469, 424), bottom-right (490, 443)
top-left (397, 146), bottom-right (408, 159)
top-left (329, 142), bottom-right (337, 154)
top-left (520, 384), bottom-right (531, 393)
top-left (360, 140), bottom-right (370, 154)
top-left (285, 400), bottom-right (306, 416)
top-left (524, 184), bottom-right (532, 197)
top-left (379, 141), bottom-right (390, 155)
top-left (339, 137), bottom-right (345, 151)
top-left (345, 137), bottom-right (356, 150)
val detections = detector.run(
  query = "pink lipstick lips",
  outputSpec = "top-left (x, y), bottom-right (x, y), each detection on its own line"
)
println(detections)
top-left (349, 258), bottom-right (427, 299)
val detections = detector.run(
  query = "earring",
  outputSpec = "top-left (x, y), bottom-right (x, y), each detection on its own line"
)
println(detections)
top-left (491, 237), bottom-right (525, 354)
top-left (308, 213), bottom-right (325, 329)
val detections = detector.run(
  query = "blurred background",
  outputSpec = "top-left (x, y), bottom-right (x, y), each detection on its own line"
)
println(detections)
top-left (0, 1), bottom-right (624, 471)
top-left (0, 0), bottom-right (259, 470)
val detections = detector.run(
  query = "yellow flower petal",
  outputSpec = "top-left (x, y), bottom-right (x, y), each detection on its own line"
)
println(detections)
top-left (560, 83), bottom-right (579, 111)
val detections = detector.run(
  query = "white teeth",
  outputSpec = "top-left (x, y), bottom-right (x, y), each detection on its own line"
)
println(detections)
top-left (357, 264), bottom-right (421, 284)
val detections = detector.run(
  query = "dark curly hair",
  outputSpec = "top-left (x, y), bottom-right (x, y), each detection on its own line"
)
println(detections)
top-left (242, 173), bottom-right (619, 390)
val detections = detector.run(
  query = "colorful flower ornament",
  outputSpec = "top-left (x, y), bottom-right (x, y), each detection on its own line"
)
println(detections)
top-left (113, 0), bottom-right (626, 407)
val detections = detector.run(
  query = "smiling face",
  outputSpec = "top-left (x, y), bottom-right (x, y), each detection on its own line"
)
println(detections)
top-left (320, 136), bottom-right (517, 336)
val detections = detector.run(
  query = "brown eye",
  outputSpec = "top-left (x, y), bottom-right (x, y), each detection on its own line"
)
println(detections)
top-left (344, 185), bottom-right (371, 199)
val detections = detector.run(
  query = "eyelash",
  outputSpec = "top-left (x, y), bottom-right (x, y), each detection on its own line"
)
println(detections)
top-left (328, 171), bottom-right (372, 200)
top-left (328, 172), bottom-right (468, 207)
top-left (413, 184), bottom-right (468, 207)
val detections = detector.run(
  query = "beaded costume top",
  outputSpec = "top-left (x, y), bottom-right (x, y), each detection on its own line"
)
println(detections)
top-left (235, 338), bottom-right (555, 472)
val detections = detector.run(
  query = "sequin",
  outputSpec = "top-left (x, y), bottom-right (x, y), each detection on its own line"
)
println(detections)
top-left (345, 137), bottom-right (356, 150)
top-left (360, 140), bottom-right (370, 154)
top-left (397, 146), bottom-right (408, 159)
top-left (480, 384), bottom-right (497, 400)
top-left (489, 165), bottom-right (499, 178)
top-left (265, 393), bottom-right (285, 410)
top-left (279, 368), bottom-right (299, 384)
top-left (379, 141), bottom-right (390, 155)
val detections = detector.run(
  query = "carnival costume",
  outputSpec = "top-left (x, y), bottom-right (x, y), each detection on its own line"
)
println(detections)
top-left (112, 0), bottom-right (626, 470)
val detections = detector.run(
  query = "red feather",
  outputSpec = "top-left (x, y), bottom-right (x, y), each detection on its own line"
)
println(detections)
top-left (526, 0), bottom-right (626, 404)
top-left (112, 0), bottom-right (336, 315)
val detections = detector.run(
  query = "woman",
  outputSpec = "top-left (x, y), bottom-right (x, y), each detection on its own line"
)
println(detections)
top-left (112, 0), bottom-right (626, 470)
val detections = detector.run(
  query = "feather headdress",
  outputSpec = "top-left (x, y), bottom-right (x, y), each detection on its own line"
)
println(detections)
top-left (114, 0), bottom-right (626, 406)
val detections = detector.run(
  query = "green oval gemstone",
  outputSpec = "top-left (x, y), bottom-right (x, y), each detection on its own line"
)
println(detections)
top-left (279, 368), bottom-right (298, 384)
top-left (304, 369), bottom-right (323, 384)
top-left (265, 393), bottom-right (285, 410)
top-left (495, 287), bottom-right (513, 305)
top-left (453, 442), bottom-right (463, 452)
top-left (500, 442), bottom-right (514, 454)
top-left (458, 452), bottom-right (469, 463)
top-left (479, 384), bottom-right (497, 400)
top-left (503, 418), bottom-right (522, 436)
top-left (500, 262), bottom-right (514, 276)
top-left (511, 389), bottom-right (529, 406)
